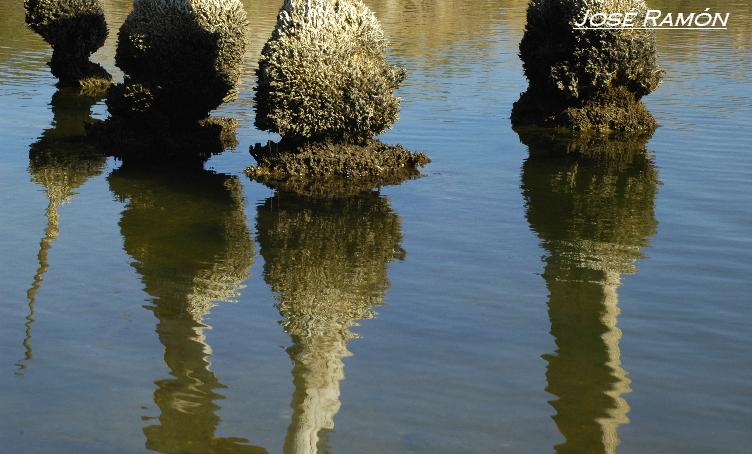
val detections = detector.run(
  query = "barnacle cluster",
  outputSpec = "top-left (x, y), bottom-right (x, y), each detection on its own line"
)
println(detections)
top-left (248, 0), bottom-right (428, 193)
top-left (93, 0), bottom-right (248, 163)
top-left (247, 139), bottom-right (429, 197)
top-left (23, 0), bottom-right (111, 90)
top-left (255, 0), bottom-right (405, 142)
top-left (110, 0), bottom-right (248, 125)
top-left (512, 0), bottom-right (664, 133)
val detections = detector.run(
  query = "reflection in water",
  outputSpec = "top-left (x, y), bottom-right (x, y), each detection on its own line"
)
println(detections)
top-left (256, 192), bottom-right (404, 454)
top-left (19, 88), bottom-right (107, 372)
top-left (519, 133), bottom-right (659, 453)
top-left (108, 168), bottom-right (265, 453)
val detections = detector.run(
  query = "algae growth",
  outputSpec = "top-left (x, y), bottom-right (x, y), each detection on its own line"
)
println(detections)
top-left (247, 139), bottom-right (429, 197)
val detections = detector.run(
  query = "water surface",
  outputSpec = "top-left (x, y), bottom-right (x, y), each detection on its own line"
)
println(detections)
top-left (1, 1), bottom-right (751, 453)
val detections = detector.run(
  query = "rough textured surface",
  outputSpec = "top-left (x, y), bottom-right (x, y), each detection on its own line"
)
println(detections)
top-left (87, 116), bottom-right (239, 166)
top-left (513, 0), bottom-right (663, 132)
top-left (110, 0), bottom-right (248, 125)
top-left (255, 0), bottom-right (406, 142)
top-left (24, 0), bottom-right (111, 87)
top-left (246, 139), bottom-right (430, 197)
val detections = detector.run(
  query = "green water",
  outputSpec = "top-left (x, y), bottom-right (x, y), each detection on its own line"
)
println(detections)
top-left (1, 1), bottom-right (751, 453)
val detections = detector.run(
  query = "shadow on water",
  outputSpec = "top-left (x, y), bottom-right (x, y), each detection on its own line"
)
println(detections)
top-left (256, 192), bottom-right (404, 454)
top-left (107, 167), bottom-right (265, 453)
top-left (18, 88), bottom-right (107, 373)
top-left (518, 130), bottom-right (659, 453)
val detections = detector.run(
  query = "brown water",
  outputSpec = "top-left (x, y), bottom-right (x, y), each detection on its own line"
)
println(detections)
top-left (0, 1), bottom-right (751, 453)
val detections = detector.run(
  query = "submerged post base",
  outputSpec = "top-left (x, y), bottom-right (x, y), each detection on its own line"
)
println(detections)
top-left (86, 116), bottom-right (238, 166)
top-left (513, 125), bottom-right (656, 169)
top-left (49, 55), bottom-right (111, 94)
top-left (511, 86), bottom-right (657, 134)
top-left (246, 139), bottom-right (430, 197)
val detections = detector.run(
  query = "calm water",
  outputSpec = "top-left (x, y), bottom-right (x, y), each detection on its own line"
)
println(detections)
top-left (1, 1), bottom-right (751, 453)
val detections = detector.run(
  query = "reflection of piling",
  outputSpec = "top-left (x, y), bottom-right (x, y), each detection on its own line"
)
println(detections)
top-left (283, 333), bottom-right (348, 454)
top-left (108, 167), bottom-right (263, 452)
top-left (520, 131), bottom-right (658, 452)
top-left (18, 88), bottom-right (106, 373)
top-left (144, 313), bottom-right (266, 454)
top-left (256, 192), bottom-right (404, 453)
top-left (18, 201), bottom-right (59, 370)
top-left (543, 264), bottom-right (633, 453)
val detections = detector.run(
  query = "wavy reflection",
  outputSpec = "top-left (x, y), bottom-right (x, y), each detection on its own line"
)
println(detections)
top-left (519, 131), bottom-right (659, 453)
top-left (108, 167), bottom-right (264, 453)
top-left (18, 88), bottom-right (107, 372)
top-left (256, 192), bottom-right (403, 454)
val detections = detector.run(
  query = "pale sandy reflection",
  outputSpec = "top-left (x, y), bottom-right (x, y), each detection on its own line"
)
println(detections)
top-left (519, 131), bottom-right (659, 453)
top-left (108, 168), bottom-right (263, 453)
top-left (18, 88), bottom-right (107, 373)
top-left (256, 192), bottom-right (404, 454)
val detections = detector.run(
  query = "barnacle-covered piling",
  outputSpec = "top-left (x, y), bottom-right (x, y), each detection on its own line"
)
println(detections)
top-left (248, 0), bottom-right (429, 192)
top-left (92, 0), bottom-right (248, 163)
top-left (24, 0), bottom-right (111, 90)
top-left (512, 0), bottom-right (664, 133)
top-left (255, 0), bottom-right (404, 142)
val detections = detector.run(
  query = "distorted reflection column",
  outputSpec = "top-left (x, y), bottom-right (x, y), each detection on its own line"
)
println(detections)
top-left (519, 132), bottom-right (659, 453)
top-left (108, 168), bottom-right (266, 453)
top-left (256, 192), bottom-right (404, 454)
top-left (19, 88), bottom-right (107, 371)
